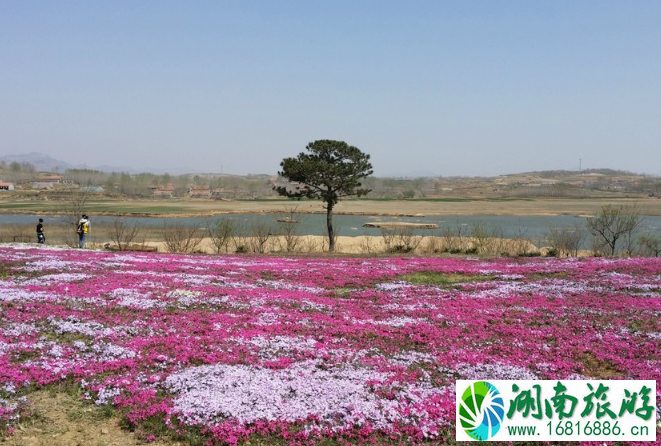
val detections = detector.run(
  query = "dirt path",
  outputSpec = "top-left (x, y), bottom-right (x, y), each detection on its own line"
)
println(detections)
top-left (2, 391), bottom-right (178, 446)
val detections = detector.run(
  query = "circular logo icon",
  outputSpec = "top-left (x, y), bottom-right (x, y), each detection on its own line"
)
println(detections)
top-left (459, 381), bottom-right (505, 441)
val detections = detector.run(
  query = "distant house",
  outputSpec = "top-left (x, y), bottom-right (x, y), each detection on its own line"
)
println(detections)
top-left (153, 189), bottom-right (174, 198)
top-left (211, 188), bottom-right (233, 199)
top-left (31, 181), bottom-right (53, 190)
top-left (189, 185), bottom-right (211, 198)
top-left (80, 186), bottom-right (104, 192)
top-left (41, 174), bottom-right (63, 183)
top-left (0, 181), bottom-right (14, 191)
top-left (153, 183), bottom-right (175, 198)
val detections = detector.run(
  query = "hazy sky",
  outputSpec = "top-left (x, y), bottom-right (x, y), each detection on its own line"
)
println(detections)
top-left (1, 1), bottom-right (659, 177)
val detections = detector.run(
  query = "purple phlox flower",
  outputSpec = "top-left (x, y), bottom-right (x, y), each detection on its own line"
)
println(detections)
top-left (454, 362), bottom-right (538, 380)
top-left (243, 335), bottom-right (318, 359)
top-left (90, 341), bottom-right (138, 361)
top-left (375, 281), bottom-right (411, 292)
top-left (165, 360), bottom-right (447, 436)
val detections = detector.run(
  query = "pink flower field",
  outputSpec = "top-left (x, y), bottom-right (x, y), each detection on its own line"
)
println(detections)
top-left (0, 245), bottom-right (660, 445)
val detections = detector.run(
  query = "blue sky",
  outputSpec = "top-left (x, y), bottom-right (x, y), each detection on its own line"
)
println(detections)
top-left (1, 1), bottom-right (659, 176)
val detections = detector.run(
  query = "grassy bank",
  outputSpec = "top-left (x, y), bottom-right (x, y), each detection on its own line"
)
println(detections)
top-left (2, 196), bottom-right (660, 217)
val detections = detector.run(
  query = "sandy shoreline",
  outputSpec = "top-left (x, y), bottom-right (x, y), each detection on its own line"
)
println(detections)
top-left (96, 233), bottom-right (545, 256)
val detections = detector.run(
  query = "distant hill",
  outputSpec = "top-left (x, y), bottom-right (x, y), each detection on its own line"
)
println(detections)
top-left (383, 170), bottom-right (439, 178)
top-left (0, 152), bottom-right (205, 175)
top-left (0, 152), bottom-right (143, 174)
top-left (1, 152), bottom-right (656, 180)
top-left (521, 168), bottom-right (638, 178)
top-left (0, 152), bottom-right (74, 172)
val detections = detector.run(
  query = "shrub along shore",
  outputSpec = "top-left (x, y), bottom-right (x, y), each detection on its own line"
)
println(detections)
top-left (1, 220), bottom-right (548, 256)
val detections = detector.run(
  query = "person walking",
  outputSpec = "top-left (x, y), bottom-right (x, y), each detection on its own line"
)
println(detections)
top-left (77, 214), bottom-right (89, 248)
top-left (36, 218), bottom-right (45, 244)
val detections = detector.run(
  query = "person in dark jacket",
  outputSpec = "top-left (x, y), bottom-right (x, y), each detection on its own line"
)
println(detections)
top-left (36, 218), bottom-right (45, 244)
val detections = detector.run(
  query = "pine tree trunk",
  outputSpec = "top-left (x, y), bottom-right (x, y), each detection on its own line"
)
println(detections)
top-left (326, 202), bottom-right (334, 252)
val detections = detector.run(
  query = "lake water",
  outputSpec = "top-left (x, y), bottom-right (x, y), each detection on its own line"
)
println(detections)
top-left (3, 213), bottom-right (660, 243)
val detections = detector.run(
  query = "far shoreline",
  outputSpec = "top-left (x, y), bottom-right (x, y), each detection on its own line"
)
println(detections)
top-left (0, 197), bottom-right (660, 217)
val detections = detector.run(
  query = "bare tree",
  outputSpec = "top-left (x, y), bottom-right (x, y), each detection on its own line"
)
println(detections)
top-left (422, 234), bottom-right (445, 254)
top-left (469, 222), bottom-right (491, 254)
top-left (638, 233), bottom-right (661, 257)
top-left (106, 217), bottom-right (142, 251)
top-left (508, 224), bottom-right (538, 257)
top-left (381, 227), bottom-right (423, 253)
top-left (61, 186), bottom-right (93, 247)
top-left (359, 235), bottom-right (381, 254)
top-left (230, 220), bottom-right (252, 253)
top-left (302, 236), bottom-right (322, 253)
top-left (276, 205), bottom-right (304, 252)
top-left (545, 224), bottom-right (585, 257)
top-left (205, 217), bottom-right (235, 254)
top-left (586, 204), bottom-right (643, 256)
top-left (247, 221), bottom-right (274, 254)
top-left (439, 220), bottom-right (467, 253)
top-left (161, 220), bottom-right (203, 253)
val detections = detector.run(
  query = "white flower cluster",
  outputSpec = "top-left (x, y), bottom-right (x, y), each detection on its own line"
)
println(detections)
top-left (299, 299), bottom-right (329, 312)
top-left (0, 396), bottom-right (28, 421)
top-left (164, 360), bottom-right (446, 435)
top-left (94, 385), bottom-right (123, 405)
top-left (469, 279), bottom-right (596, 299)
top-left (257, 279), bottom-right (325, 294)
top-left (375, 281), bottom-right (411, 292)
top-left (48, 316), bottom-right (112, 337)
top-left (72, 340), bottom-right (88, 351)
top-left (21, 259), bottom-right (72, 272)
top-left (109, 287), bottom-right (148, 299)
top-left (382, 302), bottom-right (439, 311)
top-left (244, 335), bottom-right (318, 359)
top-left (255, 312), bottom-right (280, 326)
top-left (166, 289), bottom-right (203, 307)
top-left (2, 382), bottom-right (17, 394)
top-left (390, 351), bottom-right (436, 367)
top-left (1, 322), bottom-right (37, 337)
top-left (27, 357), bottom-right (76, 379)
top-left (48, 344), bottom-right (66, 358)
top-left (117, 295), bottom-right (165, 310)
top-left (0, 284), bottom-right (49, 302)
top-left (90, 341), bottom-right (138, 361)
top-left (499, 274), bottom-right (525, 280)
top-left (172, 273), bottom-right (213, 286)
top-left (370, 316), bottom-right (425, 328)
top-left (455, 362), bottom-right (538, 380)
top-left (22, 272), bottom-right (91, 285)
top-left (477, 268), bottom-right (501, 275)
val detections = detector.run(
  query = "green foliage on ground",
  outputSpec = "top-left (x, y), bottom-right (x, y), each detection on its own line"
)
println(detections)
top-left (399, 271), bottom-right (494, 286)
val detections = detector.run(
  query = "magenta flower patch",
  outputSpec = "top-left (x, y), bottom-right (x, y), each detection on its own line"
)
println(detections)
top-left (0, 246), bottom-right (660, 444)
